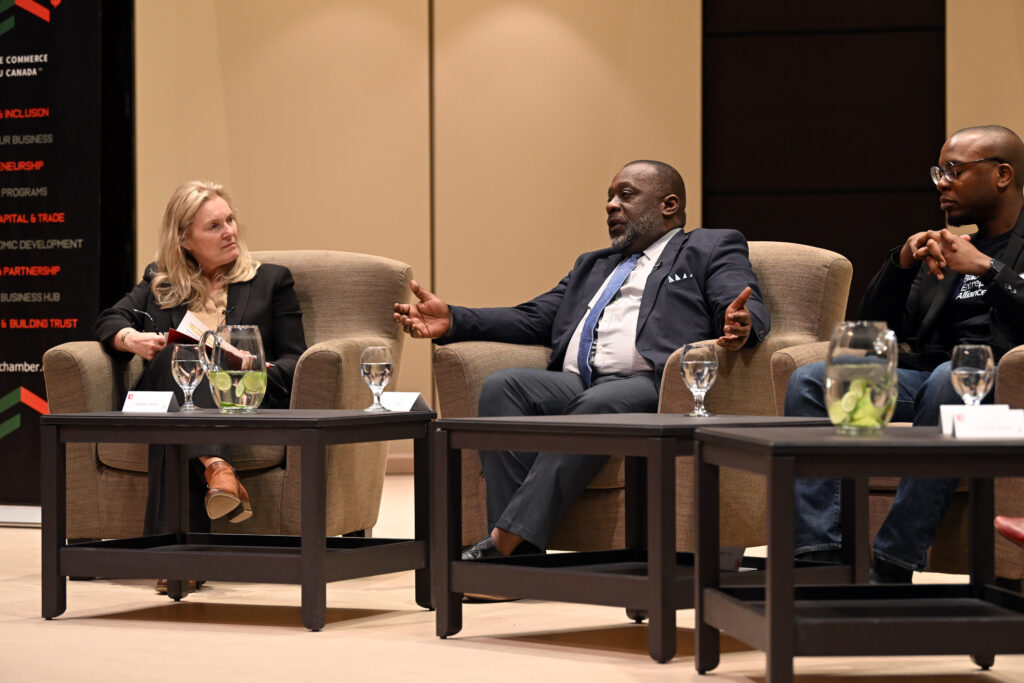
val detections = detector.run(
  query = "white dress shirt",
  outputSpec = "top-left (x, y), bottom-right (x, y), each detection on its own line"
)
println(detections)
top-left (563, 228), bottom-right (681, 378)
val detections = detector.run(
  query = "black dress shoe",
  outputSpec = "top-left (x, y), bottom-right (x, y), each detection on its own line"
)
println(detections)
top-left (461, 536), bottom-right (546, 560)
top-left (869, 557), bottom-right (913, 584)
top-left (461, 536), bottom-right (505, 560)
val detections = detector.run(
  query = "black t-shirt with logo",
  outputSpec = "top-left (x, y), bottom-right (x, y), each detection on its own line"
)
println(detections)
top-left (935, 230), bottom-right (1012, 349)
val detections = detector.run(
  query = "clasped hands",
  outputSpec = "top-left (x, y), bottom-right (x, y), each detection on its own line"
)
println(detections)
top-left (393, 280), bottom-right (755, 351)
top-left (900, 228), bottom-right (991, 280)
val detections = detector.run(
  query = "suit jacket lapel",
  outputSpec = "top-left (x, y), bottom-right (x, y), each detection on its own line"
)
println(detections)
top-left (636, 230), bottom-right (687, 337)
top-left (226, 280), bottom-right (250, 326)
top-left (572, 252), bottom-right (621, 322)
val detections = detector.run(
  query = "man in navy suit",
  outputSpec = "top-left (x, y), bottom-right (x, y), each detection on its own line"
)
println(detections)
top-left (394, 160), bottom-right (770, 559)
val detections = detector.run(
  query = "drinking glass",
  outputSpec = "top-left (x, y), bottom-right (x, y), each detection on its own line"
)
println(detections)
top-left (360, 345), bottom-right (393, 412)
top-left (171, 344), bottom-right (204, 411)
top-left (950, 344), bottom-right (995, 406)
top-left (824, 321), bottom-right (898, 435)
top-left (681, 342), bottom-right (718, 417)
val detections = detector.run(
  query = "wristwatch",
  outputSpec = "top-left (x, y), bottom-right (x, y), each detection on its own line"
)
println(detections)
top-left (981, 258), bottom-right (1004, 285)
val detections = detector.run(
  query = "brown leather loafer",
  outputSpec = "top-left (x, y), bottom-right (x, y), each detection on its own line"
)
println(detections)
top-left (204, 460), bottom-right (252, 523)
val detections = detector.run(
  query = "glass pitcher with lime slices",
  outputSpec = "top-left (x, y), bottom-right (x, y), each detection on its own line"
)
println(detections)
top-left (199, 324), bottom-right (267, 413)
top-left (824, 321), bottom-right (898, 435)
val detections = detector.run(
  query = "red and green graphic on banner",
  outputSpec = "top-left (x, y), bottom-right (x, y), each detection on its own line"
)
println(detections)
top-left (0, 0), bottom-right (101, 505)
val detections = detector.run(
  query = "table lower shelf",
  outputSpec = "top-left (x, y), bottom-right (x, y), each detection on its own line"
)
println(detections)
top-left (59, 533), bottom-right (426, 584)
top-left (448, 550), bottom-right (849, 609)
top-left (705, 583), bottom-right (1024, 656)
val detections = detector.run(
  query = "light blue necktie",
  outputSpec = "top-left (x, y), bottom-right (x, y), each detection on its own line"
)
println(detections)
top-left (576, 253), bottom-right (641, 387)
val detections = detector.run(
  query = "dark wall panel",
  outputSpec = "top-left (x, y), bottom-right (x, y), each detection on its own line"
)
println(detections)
top-left (703, 3), bottom-right (946, 318)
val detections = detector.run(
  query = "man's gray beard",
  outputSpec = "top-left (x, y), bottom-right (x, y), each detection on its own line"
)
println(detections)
top-left (611, 206), bottom-right (661, 251)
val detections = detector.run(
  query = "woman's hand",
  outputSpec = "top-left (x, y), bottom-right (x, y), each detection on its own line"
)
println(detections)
top-left (122, 330), bottom-right (167, 360)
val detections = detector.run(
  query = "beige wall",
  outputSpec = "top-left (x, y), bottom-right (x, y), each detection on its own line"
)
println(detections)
top-left (135, 0), bottom-right (433, 404)
top-left (134, 0), bottom-right (701, 427)
top-left (434, 0), bottom-right (701, 307)
top-left (947, 1), bottom-right (1024, 141)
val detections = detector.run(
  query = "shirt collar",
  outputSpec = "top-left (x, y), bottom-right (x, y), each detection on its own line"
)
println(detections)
top-left (639, 227), bottom-right (682, 264)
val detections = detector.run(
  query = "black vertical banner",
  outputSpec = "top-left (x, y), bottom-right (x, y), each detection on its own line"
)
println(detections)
top-left (0, 0), bottom-right (133, 506)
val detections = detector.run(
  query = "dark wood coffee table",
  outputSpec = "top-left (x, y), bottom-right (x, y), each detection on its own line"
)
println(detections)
top-left (430, 413), bottom-right (833, 663)
top-left (694, 425), bottom-right (1024, 682)
top-left (40, 409), bottom-right (434, 631)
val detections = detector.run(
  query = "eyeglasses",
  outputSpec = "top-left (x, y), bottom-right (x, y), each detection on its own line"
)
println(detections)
top-left (930, 157), bottom-right (1004, 185)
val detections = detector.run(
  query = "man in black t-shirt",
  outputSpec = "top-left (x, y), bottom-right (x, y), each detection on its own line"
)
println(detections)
top-left (787, 125), bottom-right (1024, 583)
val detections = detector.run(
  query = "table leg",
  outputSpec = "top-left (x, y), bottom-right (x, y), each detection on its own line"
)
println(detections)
top-left (41, 425), bottom-right (66, 619)
top-left (969, 477), bottom-right (995, 585)
top-left (624, 455), bottom-right (646, 549)
top-left (300, 431), bottom-right (327, 631)
top-left (694, 441), bottom-right (720, 674)
top-left (413, 431), bottom-right (432, 610)
top-left (839, 476), bottom-right (869, 583)
top-left (647, 440), bottom-right (676, 663)
top-left (624, 454), bottom-right (647, 623)
top-left (164, 444), bottom-right (188, 601)
top-left (969, 477), bottom-right (996, 670)
top-left (431, 429), bottom-right (462, 638)
top-left (766, 456), bottom-right (796, 683)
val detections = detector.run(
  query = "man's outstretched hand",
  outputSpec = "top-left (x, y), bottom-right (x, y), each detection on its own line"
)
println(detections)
top-left (393, 280), bottom-right (452, 339)
top-left (717, 286), bottom-right (753, 350)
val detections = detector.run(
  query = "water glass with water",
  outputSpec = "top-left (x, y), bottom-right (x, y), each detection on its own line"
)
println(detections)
top-left (360, 345), bottom-right (393, 412)
top-left (681, 342), bottom-right (718, 417)
top-left (171, 343), bottom-right (204, 411)
top-left (950, 344), bottom-right (995, 406)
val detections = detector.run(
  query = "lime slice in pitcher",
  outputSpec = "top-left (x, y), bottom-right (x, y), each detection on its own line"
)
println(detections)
top-left (242, 371), bottom-right (267, 394)
top-left (210, 371), bottom-right (232, 392)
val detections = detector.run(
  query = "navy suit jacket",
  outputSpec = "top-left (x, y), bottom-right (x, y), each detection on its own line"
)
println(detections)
top-left (438, 228), bottom-right (770, 382)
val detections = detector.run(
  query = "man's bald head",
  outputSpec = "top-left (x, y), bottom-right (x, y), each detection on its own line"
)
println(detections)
top-left (622, 160), bottom-right (686, 208)
top-left (950, 125), bottom-right (1024, 191)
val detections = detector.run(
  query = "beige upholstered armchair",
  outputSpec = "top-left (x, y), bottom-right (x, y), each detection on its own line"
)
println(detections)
top-left (42, 250), bottom-right (412, 540)
top-left (771, 335), bottom-right (1024, 584)
top-left (433, 239), bottom-right (852, 550)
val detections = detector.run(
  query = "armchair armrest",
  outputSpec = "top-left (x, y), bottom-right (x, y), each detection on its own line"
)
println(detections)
top-left (42, 341), bottom-right (140, 414)
top-left (282, 335), bottom-right (400, 535)
top-left (995, 344), bottom-right (1024, 409)
top-left (433, 341), bottom-right (550, 418)
top-left (42, 341), bottom-right (143, 539)
top-left (289, 336), bottom-right (396, 410)
top-left (770, 340), bottom-right (831, 416)
top-left (659, 333), bottom-right (830, 417)
top-left (432, 341), bottom-right (550, 545)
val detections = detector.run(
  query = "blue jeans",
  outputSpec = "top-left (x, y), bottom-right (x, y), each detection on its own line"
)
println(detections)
top-left (787, 360), bottom-right (994, 571)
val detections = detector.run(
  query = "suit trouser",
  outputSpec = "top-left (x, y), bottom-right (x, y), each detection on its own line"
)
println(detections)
top-left (477, 368), bottom-right (659, 550)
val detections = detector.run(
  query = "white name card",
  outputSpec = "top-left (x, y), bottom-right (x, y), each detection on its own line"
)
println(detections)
top-left (378, 392), bottom-right (431, 412)
top-left (720, 545), bottom-right (745, 572)
top-left (122, 391), bottom-right (179, 413)
top-left (941, 404), bottom-right (1024, 438)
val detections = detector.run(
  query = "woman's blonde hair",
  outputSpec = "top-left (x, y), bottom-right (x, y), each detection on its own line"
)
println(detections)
top-left (150, 180), bottom-right (259, 309)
